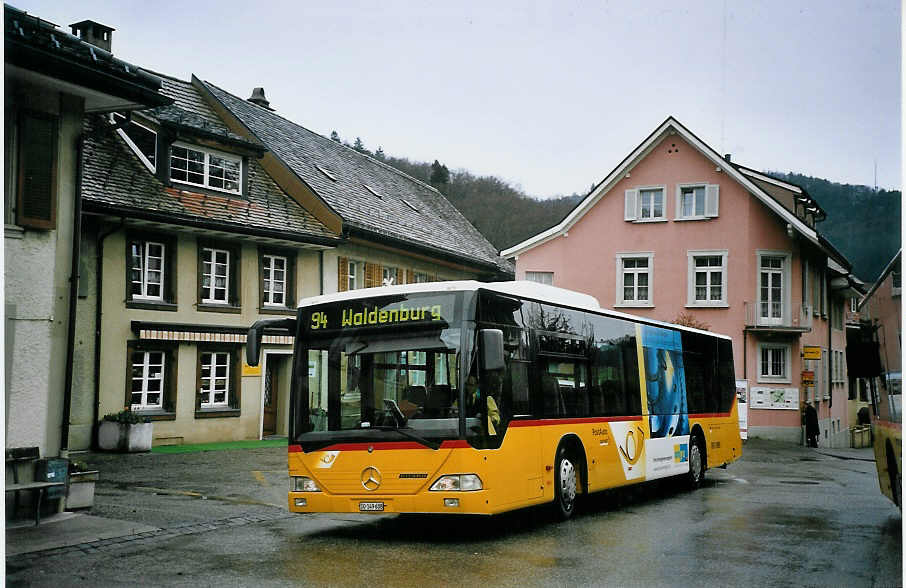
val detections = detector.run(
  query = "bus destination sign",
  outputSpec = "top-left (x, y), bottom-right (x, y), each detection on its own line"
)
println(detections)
top-left (307, 295), bottom-right (455, 333)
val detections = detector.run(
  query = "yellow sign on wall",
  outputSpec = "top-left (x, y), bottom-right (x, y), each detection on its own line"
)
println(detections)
top-left (801, 370), bottom-right (815, 384)
top-left (242, 363), bottom-right (262, 377)
top-left (802, 346), bottom-right (821, 360)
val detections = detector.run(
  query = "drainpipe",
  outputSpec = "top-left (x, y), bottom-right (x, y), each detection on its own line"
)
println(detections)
top-left (318, 250), bottom-right (324, 295)
top-left (61, 134), bottom-right (85, 452)
top-left (91, 217), bottom-right (124, 449)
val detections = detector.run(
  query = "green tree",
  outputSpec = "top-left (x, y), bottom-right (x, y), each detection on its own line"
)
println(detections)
top-left (374, 146), bottom-right (385, 160)
top-left (430, 159), bottom-right (450, 186)
top-left (353, 137), bottom-right (366, 153)
top-left (330, 130), bottom-right (340, 142)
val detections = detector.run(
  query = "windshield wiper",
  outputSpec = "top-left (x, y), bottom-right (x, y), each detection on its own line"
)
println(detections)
top-left (373, 425), bottom-right (441, 451)
top-left (377, 400), bottom-right (440, 450)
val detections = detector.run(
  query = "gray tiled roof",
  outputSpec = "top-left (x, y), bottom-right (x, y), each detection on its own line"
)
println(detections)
top-left (138, 75), bottom-right (260, 149)
top-left (4, 4), bottom-right (171, 108)
top-left (80, 114), bottom-right (338, 243)
top-left (202, 81), bottom-right (512, 275)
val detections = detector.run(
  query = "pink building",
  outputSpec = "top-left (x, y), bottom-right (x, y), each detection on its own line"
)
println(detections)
top-left (503, 117), bottom-right (861, 446)
top-left (859, 250), bottom-right (902, 399)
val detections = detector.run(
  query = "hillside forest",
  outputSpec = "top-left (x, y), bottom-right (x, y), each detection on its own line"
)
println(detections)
top-left (333, 133), bottom-right (900, 284)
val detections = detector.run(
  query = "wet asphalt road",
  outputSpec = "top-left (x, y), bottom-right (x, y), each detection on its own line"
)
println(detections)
top-left (7, 439), bottom-right (902, 587)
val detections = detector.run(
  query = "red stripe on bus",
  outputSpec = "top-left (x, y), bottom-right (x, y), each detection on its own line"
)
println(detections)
top-left (289, 444), bottom-right (302, 453)
top-left (689, 412), bottom-right (733, 419)
top-left (509, 416), bottom-right (643, 427)
top-left (875, 420), bottom-right (902, 431)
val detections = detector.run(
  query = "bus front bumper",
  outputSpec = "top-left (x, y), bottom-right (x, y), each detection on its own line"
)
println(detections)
top-left (288, 491), bottom-right (491, 515)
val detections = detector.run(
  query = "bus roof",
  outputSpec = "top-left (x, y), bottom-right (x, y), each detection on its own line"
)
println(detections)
top-left (297, 280), bottom-right (730, 340)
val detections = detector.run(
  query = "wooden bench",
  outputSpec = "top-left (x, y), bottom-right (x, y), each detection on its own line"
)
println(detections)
top-left (6, 447), bottom-right (66, 526)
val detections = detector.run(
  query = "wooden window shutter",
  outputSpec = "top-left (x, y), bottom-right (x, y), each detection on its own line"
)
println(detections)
top-left (705, 184), bottom-right (720, 217)
top-left (397, 268), bottom-right (405, 286)
top-left (17, 112), bottom-right (58, 229)
top-left (338, 257), bottom-right (348, 292)
top-left (406, 270), bottom-right (414, 285)
top-left (228, 348), bottom-right (240, 410)
top-left (364, 263), bottom-right (382, 288)
top-left (624, 189), bottom-right (638, 221)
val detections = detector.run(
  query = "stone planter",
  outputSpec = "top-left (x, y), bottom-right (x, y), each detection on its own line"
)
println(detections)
top-left (67, 470), bottom-right (99, 509)
top-left (98, 421), bottom-right (153, 452)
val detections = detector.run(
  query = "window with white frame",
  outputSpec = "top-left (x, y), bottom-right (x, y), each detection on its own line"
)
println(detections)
top-left (688, 251), bottom-right (727, 306)
top-left (676, 184), bottom-right (719, 220)
top-left (170, 143), bottom-right (241, 194)
top-left (624, 187), bottom-right (665, 221)
top-left (525, 271), bottom-right (554, 285)
top-left (639, 188), bottom-right (664, 220)
top-left (131, 350), bottom-right (165, 410)
top-left (347, 260), bottom-right (361, 290)
top-left (112, 113), bottom-right (157, 171)
top-left (759, 344), bottom-right (789, 382)
top-left (262, 254), bottom-right (287, 306)
top-left (199, 351), bottom-right (230, 407)
top-left (382, 266), bottom-right (398, 286)
top-left (201, 247), bottom-right (230, 303)
top-left (832, 350), bottom-right (846, 384)
top-left (617, 253), bottom-right (652, 306)
top-left (130, 240), bottom-right (165, 300)
top-left (832, 299), bottom-right (844, 330)
top-left (758, 253), bottom-right (787, 323)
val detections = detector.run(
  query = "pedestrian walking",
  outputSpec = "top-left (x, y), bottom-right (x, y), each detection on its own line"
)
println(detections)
top-left (805, 402), bottom-right (819, 447)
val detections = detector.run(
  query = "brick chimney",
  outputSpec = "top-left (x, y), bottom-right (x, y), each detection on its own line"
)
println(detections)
top-left (247, 87), bottom-right (274, 111)
top-left (70, 20), bottom-right (115, 52)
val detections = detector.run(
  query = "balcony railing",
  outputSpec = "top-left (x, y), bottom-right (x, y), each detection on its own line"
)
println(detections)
top-left (744, 301), bottom-right (812, 332)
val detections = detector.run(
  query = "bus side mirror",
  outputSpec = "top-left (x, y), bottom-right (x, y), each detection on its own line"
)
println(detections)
top-left (480, 328), bottom-right (506, 372)
top-left (246, 318), bottom-right (296, 367)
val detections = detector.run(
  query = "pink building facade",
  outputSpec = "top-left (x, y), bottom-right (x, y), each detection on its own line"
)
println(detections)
top-left (859, 251), bottom-right (902, 400)
top-left (504, 118), bottom-right (861, 446)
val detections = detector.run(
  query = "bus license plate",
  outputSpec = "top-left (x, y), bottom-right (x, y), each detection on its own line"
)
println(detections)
top-left (359, 502), bottom-right (384, 512)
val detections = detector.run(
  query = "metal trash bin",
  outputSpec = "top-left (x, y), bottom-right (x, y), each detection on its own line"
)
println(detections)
top-left (35, 458), bottom-right (69, 500)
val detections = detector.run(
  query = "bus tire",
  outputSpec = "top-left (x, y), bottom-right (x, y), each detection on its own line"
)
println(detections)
top-left (687, 434), bottom-right (706, 489)
top-left (554, 446), bottom-right (578, 520)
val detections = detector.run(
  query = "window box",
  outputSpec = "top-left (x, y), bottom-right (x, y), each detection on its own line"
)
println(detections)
top-left (98, 420), bottom-right (153, 453)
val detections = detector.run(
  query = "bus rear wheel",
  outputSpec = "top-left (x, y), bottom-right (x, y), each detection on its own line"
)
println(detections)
top-left (687, 435), bottom-right (705, 489)
top-left (554, 447), bottom-right (578, 520)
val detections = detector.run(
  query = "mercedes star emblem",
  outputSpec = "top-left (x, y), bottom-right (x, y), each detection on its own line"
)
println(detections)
top-left (361, 466), bottom-right (382, 491)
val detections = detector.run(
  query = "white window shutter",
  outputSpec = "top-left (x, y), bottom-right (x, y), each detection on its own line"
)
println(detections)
top-left (706, 184), bottom-right (720, 217)
top-left (624, 189), bottom-right (638, 221)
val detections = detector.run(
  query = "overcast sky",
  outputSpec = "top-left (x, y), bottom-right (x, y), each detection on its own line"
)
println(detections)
top-left (18, 0), bottom-right (902, 197)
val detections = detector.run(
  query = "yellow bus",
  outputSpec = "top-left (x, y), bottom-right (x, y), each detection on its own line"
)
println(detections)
top-left (247, 281), bottom-right (742, 519)
top-left (871, 373), bottom-right (901, 508)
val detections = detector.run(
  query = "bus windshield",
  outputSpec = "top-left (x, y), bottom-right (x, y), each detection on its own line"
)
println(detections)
top-left (295, 292), bottom-right (468, 448)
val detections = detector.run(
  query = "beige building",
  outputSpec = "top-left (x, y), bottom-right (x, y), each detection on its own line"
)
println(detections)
top-left (73, 69), bottom-right (509, 448)
top-left (4, 8), bottom-right (171, 457)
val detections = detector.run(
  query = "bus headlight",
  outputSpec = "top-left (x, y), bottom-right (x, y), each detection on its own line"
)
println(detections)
top-left (291, 476), bottom-right (321, 492)
top-left (429, 474), bottom-right (483, 491)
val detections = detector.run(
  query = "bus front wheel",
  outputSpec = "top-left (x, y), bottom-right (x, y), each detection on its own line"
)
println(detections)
top-left (687, 435), bottom-right (705, 489)
top-left (554, 447), bottom-right (578, 520)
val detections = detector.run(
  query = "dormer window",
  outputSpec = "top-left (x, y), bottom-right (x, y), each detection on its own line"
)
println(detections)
top-left (111, 113), bottom-right (157, 172)
top-left (170, 142), bottom-right (241, 195)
